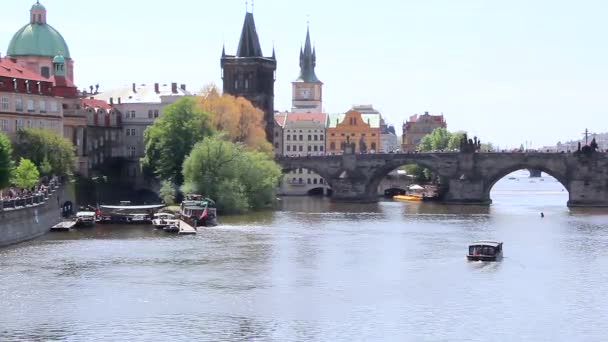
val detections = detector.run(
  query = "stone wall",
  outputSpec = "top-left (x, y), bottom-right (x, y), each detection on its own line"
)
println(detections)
top-left (0, 184), bottom-right (75, 247)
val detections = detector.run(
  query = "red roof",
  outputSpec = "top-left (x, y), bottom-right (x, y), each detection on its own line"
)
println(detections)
top-left (286, 112), bottom-right (327, 123)
top-left (0, 58), bottom-right (49, 82)
top-left (82, 98), bottom-right (112, 110)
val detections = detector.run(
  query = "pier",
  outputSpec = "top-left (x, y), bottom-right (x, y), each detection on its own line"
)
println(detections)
top-left (178, 220), bottom-right (197, 235)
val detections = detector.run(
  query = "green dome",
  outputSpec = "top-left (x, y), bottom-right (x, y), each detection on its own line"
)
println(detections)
top-left (53, 55), bottom-right (65, 63)
top-left (31, 2), bottom-right (46, 11)
top-left (7, 23), bottom-right (70, 59)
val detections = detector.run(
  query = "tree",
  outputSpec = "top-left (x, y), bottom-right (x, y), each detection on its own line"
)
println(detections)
top-left (0, 133), bottom-right (14, 190)
top-left (198, 84), bottom-right (272, 153)
top-left (419, 127), bottom-right (452, 152)
top-left (39, 157), bottom-right (53, 176)
top-left (14, 128), bottom-right (74, 176)
top-left (141, 97), bottom-right (214, 185)
top-left (403, 164), bottom-right (428, 182)
top-left (181, 136), bottom-right (281, 213)
top-left (12, 158), bottom-right (39, 189)
top-left (448, 131), bottom-right (466, 151)
top-left (159, 180), bottom-right (176, 205)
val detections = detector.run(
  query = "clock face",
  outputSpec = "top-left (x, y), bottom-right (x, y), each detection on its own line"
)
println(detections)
top-left (300, 88), bottom-right (311, 99)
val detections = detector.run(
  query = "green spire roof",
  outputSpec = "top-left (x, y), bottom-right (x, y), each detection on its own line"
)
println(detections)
top-left (53, 55), bottom-right (65, 63)
top-left (31, 1), bottom-right (45, 10)
top-left (296, 26), bottom-right (320, 83)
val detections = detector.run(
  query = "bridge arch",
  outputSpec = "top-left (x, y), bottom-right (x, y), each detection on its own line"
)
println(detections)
top-left (483, 163), bottom-right (570, 203)
top-left (366, 158), bottom-right (448, 198)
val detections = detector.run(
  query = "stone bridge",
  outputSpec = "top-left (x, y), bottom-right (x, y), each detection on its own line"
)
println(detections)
top-left (277, 152), bottom-right (608, 207)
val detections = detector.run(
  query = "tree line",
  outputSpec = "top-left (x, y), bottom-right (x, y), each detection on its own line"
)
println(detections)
top-left (142, 85), bottom-right (281, 214)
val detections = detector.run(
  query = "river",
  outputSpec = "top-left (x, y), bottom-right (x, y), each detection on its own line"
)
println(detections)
top-left (1, 171), bottom-right (608, 341)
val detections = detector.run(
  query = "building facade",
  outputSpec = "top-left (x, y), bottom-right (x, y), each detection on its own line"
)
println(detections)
top-left (82, 98), bottom-right (123, 174)
top-left (0, 57), bottom-right (63, 139)
top-left (221, 12), bottom-right (276, 143)
top-left (277, 112), bottom-right (328, 195)
top-left (401, 112), bottom-right (447, 151)
top-left (326, 110), bottom-right (380, 154)
top-left (291, 27), bottom-right (323, 113)
top-left (351, 105), bottom-right (398, 153)
top-left (93, 83), bottom-right (190, 188)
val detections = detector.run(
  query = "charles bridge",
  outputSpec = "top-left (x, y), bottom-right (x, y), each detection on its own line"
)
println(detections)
top-left (277, 151), bottom-right (608, 207)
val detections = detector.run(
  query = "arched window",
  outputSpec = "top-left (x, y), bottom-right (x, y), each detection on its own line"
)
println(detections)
top-left (313, 179), bottom-right (318, 184)
top-left (299, 178), bottom-right (303, 184)
top-left (307, 179), bottom-right (311, 184)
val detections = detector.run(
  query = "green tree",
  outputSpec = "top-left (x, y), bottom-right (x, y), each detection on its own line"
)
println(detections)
top-left (419, 127), bottom-right (452, 152)
top-left (448, 131), bottom-right (466, 151)
top-left (14, 128), bottom-right (74, 176)
top-left (181, 136), bottom-right (281, 214)
top-left (159, 180), bottom-right (177, 205)
top-left (12, 158), bottom-right (39, 189)
top-left (403, 164), bottom-right (428, 182)
top-left (141, 97), bottom-right (214, 185)
top-left (39, 157), bottom-right (53, 176)
top-left (0, 132), bottom-right (14, 190)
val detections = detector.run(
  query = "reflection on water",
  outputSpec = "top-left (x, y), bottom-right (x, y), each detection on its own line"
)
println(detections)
top-left (2, 173), bottom-right (608, 341)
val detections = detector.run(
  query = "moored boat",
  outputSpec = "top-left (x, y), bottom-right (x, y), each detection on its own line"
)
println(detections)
top-left (163, 223), bottom-right (180, 233)
top-left (393, 194), bottom-right (424, 202)
top-left (75, 211), bottom-right (96, 227)
top-left (180, 194), bottom-right (218, 227)
top-left (50, 220), bottom-right (76, 231)
top-left (467, 241), bottom-right (503, 262)
top-left (152, 213), bottom-right (175, 229)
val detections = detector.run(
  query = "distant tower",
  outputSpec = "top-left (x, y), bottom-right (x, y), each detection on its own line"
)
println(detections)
top-left (221, 11), bottom-right (277, 143)
top-left (292, 25), bottom-right (323, 113)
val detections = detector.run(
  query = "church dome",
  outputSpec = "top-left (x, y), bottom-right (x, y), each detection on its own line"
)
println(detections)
top-left (6, 2), bottom-right (71, 59)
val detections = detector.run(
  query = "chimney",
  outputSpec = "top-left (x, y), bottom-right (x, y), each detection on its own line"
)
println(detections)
top-left (154, 83), bottom-right (159, 93)
top-left (110, 97), bottom-right (114, 105)
top-left (132, 83), bottom-right (137, 93)
top-left (171, 82), bottom-right (177, 94)
top-left (118, 97), bottom-right (121, 105)
top-left (180, 84), bottom-right (186, 91)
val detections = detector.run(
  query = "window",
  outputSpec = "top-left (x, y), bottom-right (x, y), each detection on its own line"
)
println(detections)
top-left (330, 142), bottom-right (336, 150)
top-left (314, 135), bottom-right (318, 141)
top-left (371, 142), bottom-right (377, 151)
top-left (128, 146), bottom-right (137, 157)
top-left (0, 119), bottom-right (8, 132)
top-left (299, 146), bottom-right (303, 152)
top-left (307, 146), bottom-right (312, 152)
top-left (287, 135), bottom-right (291, 141)
top-left (39, 100), bottom-right (46, 113)
top-left (298, 168), bottom-right (303, 174)
top-left (320, 179), bottom-right (324, 184)
top-left (307, 178), bottom-right (311, 184)
top-left (308, 135), bottom-right (312, 141)
top-left (313, 179), bottom-right (318, 185)
top-left (148, 110), bottom-right (153, 119)
top-left (320, 135), bottom-right (324, 140)
top-left (372, 133), bottom-right (376, 137)
top-left (286, 145), bottom-right (291, 152)
top-left (275, 131), bottom-right (279, 137)
top-left (292, 177), bottom-right (296, 183)
top-left (314, 146), bottom-right (318, 152)
top-left (1, 97), bottom-right (9, 110)
top-left (299, 135), bottom-right (303, 141)
top-left (154, 110), bottom-right (159, 118)
top-left (27, 100), bottom-right (35, 112)
top-left (15, 119), bottom-right (24, 130)
top-left (299, 178), bottom-right (303, 184)
top-left (126, 128), bottom-right (136, 136)
top-left (27, 120), bottom-right (33, 128)
top-left (41, 67), bottom-right (50, 78)
top-left (15, 97), bottom-right (23, 112)
top-left (274, 142), bottom-right (279, 148)
top-left (50, 101), bottom-right (58, 113)
top-left (331, 133), bottom-right (335, 137)
top-left (320, 145), bottom-right (324, 152)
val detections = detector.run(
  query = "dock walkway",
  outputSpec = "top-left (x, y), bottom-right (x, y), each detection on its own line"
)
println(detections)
top-left (178, 219), bottom-right (197, 235)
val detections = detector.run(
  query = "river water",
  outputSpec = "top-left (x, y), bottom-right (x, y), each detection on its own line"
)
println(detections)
top-left (2, 171), bottom-right (608, 341)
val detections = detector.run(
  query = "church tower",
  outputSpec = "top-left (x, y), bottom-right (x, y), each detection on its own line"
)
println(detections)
top-left (291, 26), bottom-right (323, 113)
top-left (221, 11), bottom-right (277, 143)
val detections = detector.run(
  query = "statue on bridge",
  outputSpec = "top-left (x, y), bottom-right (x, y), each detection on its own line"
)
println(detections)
top-left (359, 136), bottom-right (367, 154)
top-left (459, 133), bottom-right (481, 153)
top-left (579, 138), bottom-right (599, 156)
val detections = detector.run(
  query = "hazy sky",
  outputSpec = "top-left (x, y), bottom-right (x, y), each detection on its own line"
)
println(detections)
top-left (1, 0), bottom-right (606, 148)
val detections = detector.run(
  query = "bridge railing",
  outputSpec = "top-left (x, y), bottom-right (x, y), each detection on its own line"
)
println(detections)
top-left (0, 180), bottom-right (60, 212)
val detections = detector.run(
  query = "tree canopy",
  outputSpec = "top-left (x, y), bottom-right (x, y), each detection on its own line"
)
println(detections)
top-left (198, 85), bottom-right (272, 153)
top-left (0, 133), bottom-right (14, 189)
top-left (12, 158), bottom-right (39, 189)
top-left (141, 97), bottom-right (214, 185)
top-left (14, 128), bottom-right (74, 176)
top-left (181, 136), bottom-right (281, 214)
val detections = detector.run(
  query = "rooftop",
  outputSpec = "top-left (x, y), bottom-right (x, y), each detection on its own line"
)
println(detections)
top-left (94, 83), bottom-right (191, 104)
top-left (0, 57), bottom-right (49, 82)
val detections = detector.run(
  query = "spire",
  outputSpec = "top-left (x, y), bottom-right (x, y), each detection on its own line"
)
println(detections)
top-left (236, 12), bottom-right (263, 57)
top-left (30, 0), bottom-right (47, 24)
top-left (297, 25), bottom-right (319, 82)
top-left (222, 44), bottom-right (226, 58)
top-left (272, 45), bottom-right (276, 60)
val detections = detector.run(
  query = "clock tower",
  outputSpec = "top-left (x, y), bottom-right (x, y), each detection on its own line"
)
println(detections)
top-left (292, 26), bottom-right (323, 113)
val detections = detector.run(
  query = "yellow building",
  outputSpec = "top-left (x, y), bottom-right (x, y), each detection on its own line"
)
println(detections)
top-left (326, 110), bottom-right (380, 154)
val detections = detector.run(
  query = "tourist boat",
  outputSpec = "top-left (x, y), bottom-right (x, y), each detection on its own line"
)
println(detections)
top-left (467, 241), bottom-right (503, 262)
top-left (126, 213), bottom-right (151, 224)
top-left (180, 194), bottom-right (218, 227)
top-left (152, 213), bottom-right (175, 229)
top-left (75, 211), bottom-right (96, 227)
top-left (393, 194), bottom-right (424, 202)
top-left (98, 203), bottom-right (165, 224)
top-left (163, 223), bottom-right (180, 233)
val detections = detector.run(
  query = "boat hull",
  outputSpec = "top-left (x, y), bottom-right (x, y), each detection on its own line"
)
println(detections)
top-left (467, 254), bottom-right (502, 262)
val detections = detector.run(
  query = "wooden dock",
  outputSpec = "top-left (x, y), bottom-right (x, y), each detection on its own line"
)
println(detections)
top-left (178, 219), bottom-right (197, 235)
top-left (50, 220), bottom-right (76, 232)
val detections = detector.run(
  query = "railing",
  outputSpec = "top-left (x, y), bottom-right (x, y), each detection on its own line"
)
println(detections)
top-left (0, 180), bottom-right (60, 212)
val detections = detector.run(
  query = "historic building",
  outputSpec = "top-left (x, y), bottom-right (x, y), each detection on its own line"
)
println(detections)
top-left (5, 1), bottom-right (88, 175)
top-left (273, 112), bottom-right (287, 157)
top-left (93, 83), bottom-right (190, 188)
top-left (291, 27), bottom-right (323, 113)
top-left (351, 105), bottom-right (398, 153)
top-left (277, 112), bottom-right (328, 195)
top-left (326, 110), bottom-right (380, 154)
top-left (401, 112), bottom-right (447, 151)
top-left (0, 57), bottom-right (63, 139)
top-left (82, 98), bottom-right (123, 173)
top-left (221, 11), bottom-right (276, 143)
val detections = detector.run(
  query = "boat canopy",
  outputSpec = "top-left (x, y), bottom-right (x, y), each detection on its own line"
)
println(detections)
top-left (76, 211), bottom-right (96, 217)
top-left (469, 240), bottom-right (502, 248)
top-left (100, 204), bottom-right (166, 210)
top-left (409, 184), bottom-right (424, 190)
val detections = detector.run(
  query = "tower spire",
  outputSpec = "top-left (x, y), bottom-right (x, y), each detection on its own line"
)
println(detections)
top-left (297, 23), bottom-right (319, 82)
top-left (236, 11), bottom-right (263, 57)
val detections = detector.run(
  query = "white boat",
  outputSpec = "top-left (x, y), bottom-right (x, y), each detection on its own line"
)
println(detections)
top-left (163, 223), bottom-right (180, 233)
top-left (75, 211), bottom-right (96, 227)
top-left (127, 213), bottom-right (151, 224)
top-left (152, 213), bottom-right (175, 229)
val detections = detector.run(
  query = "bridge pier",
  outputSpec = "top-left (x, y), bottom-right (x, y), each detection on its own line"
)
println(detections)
top-left (567, 180), bottom-right (608, 208)
top-left (442, 179), bottom-right (492, 205)
top-left (329, 179), bottom-right (378, 203)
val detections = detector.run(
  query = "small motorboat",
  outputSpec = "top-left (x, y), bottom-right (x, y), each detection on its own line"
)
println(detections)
top-left (393, 194), bottom-right (424, 202)
top-left (152, 213), bottom-right (175, 229)
top-left (75, 211), bottom-right (96, 228)
top-left (467, 241), bottom-right (503, 262)
top-left (163, 223), bottom-right (180, 233)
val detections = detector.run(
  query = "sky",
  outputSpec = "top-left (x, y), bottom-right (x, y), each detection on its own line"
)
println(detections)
top-left (1, 0), bottom-right (607, 149)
